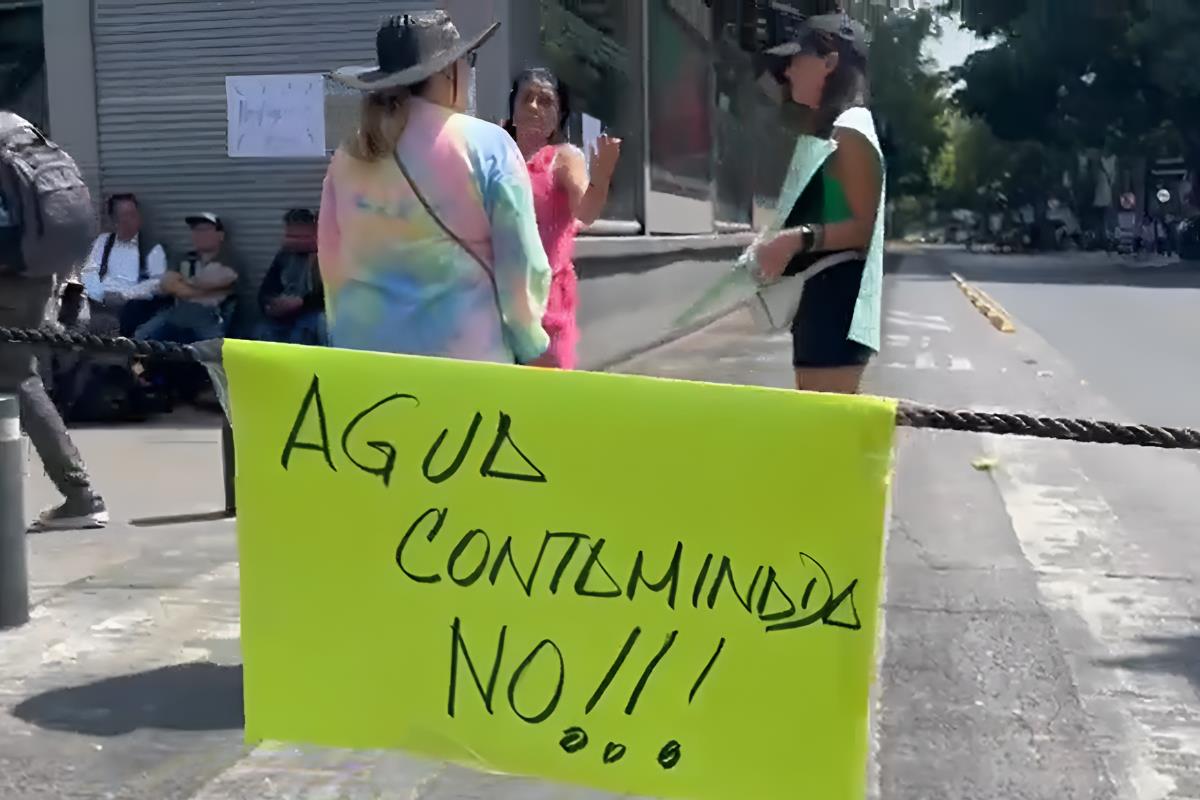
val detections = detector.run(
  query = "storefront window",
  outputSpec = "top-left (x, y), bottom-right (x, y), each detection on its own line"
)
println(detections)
top-left (646, 0), bottom-right (714, 233)
top-left (713, 0), bottom-right (804, 228)
top-left (539, 0), bottom-right (640, 224)
top-left (711, 4), bottom-right (756, 226)
top-left (0, 5), bottom-right (47, 131)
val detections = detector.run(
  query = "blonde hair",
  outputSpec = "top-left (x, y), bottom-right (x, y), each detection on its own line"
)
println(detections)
top-left (346, 82), bottom-right (429, 162)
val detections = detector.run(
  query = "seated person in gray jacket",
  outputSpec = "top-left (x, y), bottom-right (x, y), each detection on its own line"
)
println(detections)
top-left (255, 208), bottom-right (325, 345)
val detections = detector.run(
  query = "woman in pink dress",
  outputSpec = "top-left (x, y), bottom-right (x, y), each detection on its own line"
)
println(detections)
top-left (504, 68), bottom-right (621, 369)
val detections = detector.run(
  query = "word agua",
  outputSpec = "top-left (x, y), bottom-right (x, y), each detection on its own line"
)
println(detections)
top-left (279, 376), bottom-right (547, 487)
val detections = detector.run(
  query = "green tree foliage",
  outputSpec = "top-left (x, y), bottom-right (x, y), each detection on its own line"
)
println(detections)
top-left (868, 9), bottom-right (948, 198)
top-left (950, 0), bottom-right (1196, 165)
top-left (934, 113), bottom-right (1063, 214)
top-left (1131, 3), bottom-right (1200, 169)
top-left (941, 0), bottom-right (1028, 36)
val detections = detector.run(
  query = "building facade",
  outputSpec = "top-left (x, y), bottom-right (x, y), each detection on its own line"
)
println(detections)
top-left (25, 0), bottom-right (899, 360)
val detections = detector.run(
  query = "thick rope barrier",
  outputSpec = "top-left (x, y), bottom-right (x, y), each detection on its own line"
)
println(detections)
top-left (896, 402), bottom-right (1200, 451)
top-left (0, 325), bottom-right (197, 361)
top-left (3, 326), bottom-right (1199, 451)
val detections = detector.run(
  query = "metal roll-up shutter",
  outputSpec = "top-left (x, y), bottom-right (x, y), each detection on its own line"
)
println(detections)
top-left (93, 0), bottom-right (432, 334)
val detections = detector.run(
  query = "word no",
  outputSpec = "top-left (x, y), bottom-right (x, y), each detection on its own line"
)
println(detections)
top-left (448, 619), bottom-right (724, 769)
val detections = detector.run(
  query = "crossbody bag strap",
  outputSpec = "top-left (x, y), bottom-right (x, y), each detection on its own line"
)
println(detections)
top-left (394, 151), bottom-right (515, 359)
top-left (393, 151), bottom-right (516, 357)
top-left (393, 152), bottom-right (499, 289)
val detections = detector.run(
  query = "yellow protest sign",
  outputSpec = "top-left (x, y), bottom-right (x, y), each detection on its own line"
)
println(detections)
top-left (225, 340), bottom-right (896, 800)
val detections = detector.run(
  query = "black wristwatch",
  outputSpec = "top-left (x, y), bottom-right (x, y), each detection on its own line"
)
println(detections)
top-left (799, 225), bottom-right (817, 254)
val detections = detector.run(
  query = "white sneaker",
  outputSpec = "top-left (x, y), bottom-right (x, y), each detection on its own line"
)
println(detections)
top-left (31, 495), bottom-right (109, 531)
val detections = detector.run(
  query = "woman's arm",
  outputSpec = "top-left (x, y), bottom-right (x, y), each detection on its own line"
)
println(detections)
top-left (755, 128), bottom-right (882, 279)
top-left (554, 137), bottom-right (621, 226)
top-left (489, 141), bottom-right (552, 364)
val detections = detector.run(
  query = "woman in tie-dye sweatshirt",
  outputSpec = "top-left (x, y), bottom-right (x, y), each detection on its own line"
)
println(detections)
top-left (319, 12), bottom-right (551, 365)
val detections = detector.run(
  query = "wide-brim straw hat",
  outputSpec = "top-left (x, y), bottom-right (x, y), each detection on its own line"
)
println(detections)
top-left (331, 11), bottom-right (499, 91)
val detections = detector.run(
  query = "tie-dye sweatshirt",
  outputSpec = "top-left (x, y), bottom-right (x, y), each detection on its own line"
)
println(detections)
top-left (318, 97), bottom-right (551, 364)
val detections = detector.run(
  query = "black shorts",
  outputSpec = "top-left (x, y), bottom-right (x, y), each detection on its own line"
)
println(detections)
top-left (790, 259), bottom-right (876, 368)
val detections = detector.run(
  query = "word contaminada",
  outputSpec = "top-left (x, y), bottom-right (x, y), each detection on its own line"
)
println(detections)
top-left (278, 375), bottom-right (865, 636)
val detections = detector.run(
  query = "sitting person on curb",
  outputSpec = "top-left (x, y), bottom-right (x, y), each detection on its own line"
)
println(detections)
top-left (255, 208), bottom-right (326, 345)
top-left (79, 193), bottom-right (168, 336)
top-left (136, 212), bottom-right (238, 344)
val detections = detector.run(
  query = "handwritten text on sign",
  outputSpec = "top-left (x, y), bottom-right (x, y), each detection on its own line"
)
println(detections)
top-left (226, 341), bottom-right (895, 800)
top-left (225, 74), bottom-right (326, 158)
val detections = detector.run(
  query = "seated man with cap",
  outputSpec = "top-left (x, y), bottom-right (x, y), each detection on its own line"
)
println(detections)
top-left (135, 212), bottom-right (238, 344)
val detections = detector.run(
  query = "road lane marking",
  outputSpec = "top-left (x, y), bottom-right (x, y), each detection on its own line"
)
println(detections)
top-left (949, 356), bottom-right (974, 372)
top-left (886, 312), bottom-right (952, 333)
top-left (949, 273), bottom-right (1016, 333)
top-left (914, 352), bottom-right (937, 370)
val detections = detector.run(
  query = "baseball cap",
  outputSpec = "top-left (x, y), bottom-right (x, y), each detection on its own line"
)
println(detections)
top-left (765, 13), bottom-right (870, 60)
top-left (185, 212), bottom-right (224, 231)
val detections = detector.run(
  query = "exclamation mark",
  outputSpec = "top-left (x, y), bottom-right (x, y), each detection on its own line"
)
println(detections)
top-left (688, 637), bottom-right (726, 704)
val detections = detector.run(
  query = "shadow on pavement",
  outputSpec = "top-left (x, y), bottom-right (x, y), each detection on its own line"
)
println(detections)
top-left (66, 405), bottom-right (224, 432)
top-left (11, 662), bottom-right (244, 736)
top-left (1095, 634), bottom-right (1200, 693)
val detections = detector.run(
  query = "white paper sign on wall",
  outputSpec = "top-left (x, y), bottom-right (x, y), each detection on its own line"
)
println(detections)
top-left (226, 74), bottom-right (327, 158)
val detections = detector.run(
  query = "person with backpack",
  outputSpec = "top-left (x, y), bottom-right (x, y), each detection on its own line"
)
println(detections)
top-left (0, 110), bottom-right (108, 529)
top-left (79, 192), bottom-right (168, 336)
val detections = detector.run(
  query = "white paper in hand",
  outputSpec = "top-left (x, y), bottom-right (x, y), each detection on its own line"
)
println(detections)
top-left (581, 113), bottom-right (603, 178)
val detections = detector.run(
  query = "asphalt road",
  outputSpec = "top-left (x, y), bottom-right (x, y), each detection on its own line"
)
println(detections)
top-left (4, 249), bottom-right (1199, 799)
top-left (950, 251), bottom-right (1200, 429)
top-left (872, 248), bottom-right (1200, 799)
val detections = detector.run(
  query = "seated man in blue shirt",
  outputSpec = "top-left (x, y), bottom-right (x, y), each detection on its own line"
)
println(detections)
top-left (255, 208), bottom-right (326, 346)
top-left (78, 193), bottom-right (168, 336)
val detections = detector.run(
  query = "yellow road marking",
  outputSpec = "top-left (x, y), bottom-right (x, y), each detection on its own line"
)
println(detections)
top-left (950, 272), bottom-right (1016, 333)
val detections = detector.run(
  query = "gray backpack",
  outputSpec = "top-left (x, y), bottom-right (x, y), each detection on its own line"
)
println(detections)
top-left (0, 112), bottom-right (96, 277)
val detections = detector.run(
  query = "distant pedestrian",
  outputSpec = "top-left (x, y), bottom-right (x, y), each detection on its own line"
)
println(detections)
top-left (0, 110), bottom-right (108, 529)
top-left (319, 12), bottom-right (551, 365)
top-left (503, 67), bottom-right (622, 370)
top-left (748, 13), bottom-right (886, 395)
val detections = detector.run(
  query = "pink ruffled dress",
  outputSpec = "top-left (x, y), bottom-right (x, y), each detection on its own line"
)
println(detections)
top-left (526, 145), bottom-right (581, 369)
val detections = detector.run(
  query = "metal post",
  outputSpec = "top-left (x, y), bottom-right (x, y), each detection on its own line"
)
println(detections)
top-left (221, 418), bottom-right (235, 518)
top-left (0, 393), bottom-right (29, 629)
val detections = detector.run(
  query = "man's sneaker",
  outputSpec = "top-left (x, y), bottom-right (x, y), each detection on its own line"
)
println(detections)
top-left (30, 495), bottom-right (109, 532)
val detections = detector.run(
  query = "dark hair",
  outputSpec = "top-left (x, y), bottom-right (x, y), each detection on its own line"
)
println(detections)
top-left (783, 28), bottom-right (869, 136)
top-left (504, 67), bottom-right (570, 144)
top-left (283, 208), bottom-right (317, 226)
top-left (106, 192), bottom-right (139, 217)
